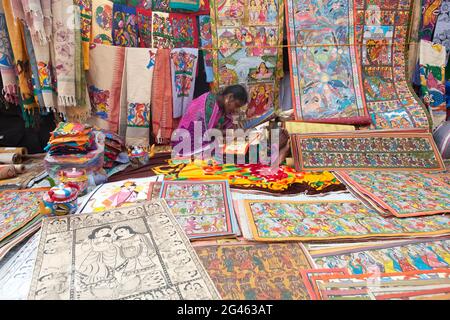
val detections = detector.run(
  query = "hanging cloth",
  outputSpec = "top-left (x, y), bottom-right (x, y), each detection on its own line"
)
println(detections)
top-left (23, 25), bottom-right (44, 107)
top-left (20, 0), bottom-right (48, 44)
top-left (2, 0), bottom-right (38, 113)
top-left (0, 9), bottom-right (19, 105)
top-left (169, 0), bottom-right (199, 12)
top-left (92, 0), bottom-right (113, 45)
top-left (87, 43), bottom-right (125, 133)
top-left (152, 48), bottom-right (173, 143)
top-left (125, 47), bottom-right (157, 146)
top-left (112, 3), bottom-right (138, 47)
top-left (78, 0), bottom-right (92, 70)
top-left (198, 15), bottom-right (213, 83)
top-left (137, 7), bottom-right (152, 48)
top-left (20, 0), bottom-right (56, 111)
top-left (52, 0), bottom-right (77, 107)
top-left (170, 48), bottom-right (198, 119)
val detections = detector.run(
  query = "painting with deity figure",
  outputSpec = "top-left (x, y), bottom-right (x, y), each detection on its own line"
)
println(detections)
top-left (210, 0), bottom-right (284, 128)
top-left (311, 238), bottom-right (450, 275)
top-left (195, 242), bottom-right (313, 300)
top-left (28, 201), bottom-right (221, 300)
top-left (160, 180), bottom-right (240, 239)
top-left (286, 0), bottom-right (432, 129)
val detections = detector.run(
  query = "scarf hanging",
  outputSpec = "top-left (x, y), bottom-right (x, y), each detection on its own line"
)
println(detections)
top-left (151, 10), bottom-right (172, 48)
top-left (137, 7), bottom-right (152, 48)
top-left (23, 26), bottom-right (44, 107)
top-left (10, 0), bottom-right (25, 22)
top-left (112, 3), bottom-right (138, 47)
top-left (170, 48), bottom-right (198, 119)
top-left (198, 15), bottom-right (213, 83)
top-left (419, 40), bottom-right (447, 128)
top-left (420, 0), bottom-right (443, 41)
top-left (87, 43), bottom-right (125, 133)
top-left (0, 12), bottom-right (19, 105)
top-left (19, 1), bottom-right (56, 111)
top-left (73, 3), bottom-right (87, 112)
top-left (152, 0), bottom-right (170, 12)
top-left (20, 0), bottom-right (47, 44)
top-left (52, 0), bottom-right (77, 107)
top-left (152, 48), bottom-right (173, 143)
top-left (2, 0), bottom-right (37, 113)
top-left (169, 13), bottom-right (198, 48)
top-left (40, 0), bottom-right (52, 41)
top-left (92, 0), bottom-right (113, 45)
top-left (169, 0), bottom-right (199, 12)
top-left (78, 0), bottom-right (92, 70)
top-left (125, 47), bottom-right (156, 147)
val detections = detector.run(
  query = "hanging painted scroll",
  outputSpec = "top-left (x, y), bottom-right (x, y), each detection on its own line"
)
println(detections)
top-left (355, 0), bottom-right (431, 129)
top-left (286, 0), bottom-right (432, 129)
top-left (210, 0), bottom-right (284, 128)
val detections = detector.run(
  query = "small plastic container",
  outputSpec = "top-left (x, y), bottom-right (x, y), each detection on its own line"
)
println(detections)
top-left (59, 168), bottom-right (89, 196)
top-left (41, 183), bottom-right (80, 216)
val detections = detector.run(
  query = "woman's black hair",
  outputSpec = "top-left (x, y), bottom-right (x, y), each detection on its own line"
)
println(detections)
top-left (221, 84), bottom-right (248, 105)
top-left (114, 225), bottom-right (137, 238)
top-left (88, 226), bottom-right (112, 239)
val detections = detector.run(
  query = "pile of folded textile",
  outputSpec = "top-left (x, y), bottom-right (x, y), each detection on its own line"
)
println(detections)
top-left (103, 131), bottom-right (128, 169)
top-left (44, 123), bottom-right (95, 156)
top-left (44, 123), bottom-right (105, 179)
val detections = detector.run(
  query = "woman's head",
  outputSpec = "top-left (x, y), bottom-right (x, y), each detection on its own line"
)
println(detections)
top-left (114, 225), bottom-right (137, 239)
top-left (220, 84), bottom-right (248, 114)
top-left (258, 62), bottom-right (268, 73)
top-left (88, 226), bottom-right (112, 239)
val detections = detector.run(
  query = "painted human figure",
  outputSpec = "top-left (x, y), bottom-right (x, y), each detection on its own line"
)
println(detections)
top-left (101, 182), bottom-right (140, 209)
top-left (78, 226), bottom-right (117, 285)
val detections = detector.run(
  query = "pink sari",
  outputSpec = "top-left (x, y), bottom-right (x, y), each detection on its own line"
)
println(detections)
top-left (172, 92), bottom-right (232, 155)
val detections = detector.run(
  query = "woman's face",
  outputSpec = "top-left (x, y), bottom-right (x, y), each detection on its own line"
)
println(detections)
top-left (95, 228), bottom-right (110, 238)
top-left (224, 95), bottom-right (244, 114)
top-left (115, 228), bottom-right (130, 238)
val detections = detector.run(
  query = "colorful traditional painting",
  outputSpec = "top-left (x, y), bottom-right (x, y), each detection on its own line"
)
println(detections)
top-left (420, 0), bottom-right (443, 41)
top-left (210, 0), bottom-right (284, 127)
top-left (309, 269), bottom-right (450, 300)
top-left (92, 0), bottom-right (113, 45)
top-left (195, 242), bottom-right (313, 300)
top-left (170, 49), bottom-right (198, 118)
top-left (151, 11), bottom-right (173, 48)
top-left (312, 238), bottom-right (450, 275)
top-left (88, 85), bottom-right (110, 120)
top-left (300, 269), bottom-right (350, 300)
top-left (355, 0), bottom-right (431, 129)
top-left (337, 171), bottom-right (450, 217)
top-left (152, 0), bottom-right (170, 11)
top-left (285, 0), bottom-right (431, 129)
top-left (28, 201), bottom-right (221, 300)
top-left (137, 8), bottom-right (152, 48)
top-left (78, 178), bottom-right (162, 213)
top-left (160, 180), bottom-right (239, 239)
top-left (127, 103), bottom-right (151, 127)
top-left (0, 188), bottom-right (49, 242)
top-left (151, 161), bottom-right (346, 195)
top-left (87, 43), bottom-right (125, 133)
top-left (286, 0), bottom-right (370, 125)
top-left (419, 40), bottom-right (447, 128)
top-left (112, 4), bottom-right (139, 47)
top-left (242, 199), bottom-right (450, 241)
top-left (291, 131), bottom-right (446, 171)
top-left (170, 14), bottom-right (199, 48)
top-left (199, 15), bottom-right (214, 82)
